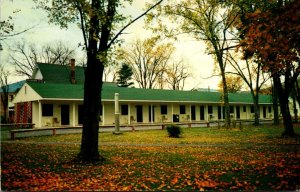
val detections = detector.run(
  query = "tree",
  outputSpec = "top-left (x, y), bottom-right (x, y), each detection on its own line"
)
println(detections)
top-left (34, 0), bottom-right (164, 162)
top-left (164, 60), bottom-right (190, 90)
top-left (116, 63), bottom-right (134, 87)
top-left (292, 79), bottom-right (300, 123)
top-left (0, 65), bottom-right (10, 123)
top-left (148, 0), bottom-right (240, 126)
top-left (217, 74), bottom-right (244, 93)
top-left (225, 53), bottom-right (270, 125)
top-left (9, 41), bottom-right (76, 78)
top-left (0, 9), bottom-right (34, 49)
top-left (117, 37), bottom-right (174, 89)
top-left (240, 0), bottom-right (300, 136)
top-left (225, 0), bottom-right (281, 126)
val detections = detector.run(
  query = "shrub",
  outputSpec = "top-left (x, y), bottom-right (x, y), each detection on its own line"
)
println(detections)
top-left (166, 124), bottom-right (182, 138)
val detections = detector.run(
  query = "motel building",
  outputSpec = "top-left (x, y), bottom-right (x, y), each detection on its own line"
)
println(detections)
top-left (12, 61), bottom-right (274, 128)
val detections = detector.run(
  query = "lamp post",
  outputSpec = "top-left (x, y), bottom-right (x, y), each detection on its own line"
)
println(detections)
top-left (114, 93), bottom-right (121, 134)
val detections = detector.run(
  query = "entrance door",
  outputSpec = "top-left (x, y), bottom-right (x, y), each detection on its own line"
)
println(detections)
top-left (61, 105), bottom-right (70, 125)
top-left (236, 106), bottom-right (240, 119)
top-left (136, 105), bottom-right (143, 123)
top-left (78, 105), bottom-right (84, 125)
top-left (191, 105), bottom-right (196, 121)
top-left (200, 106), bottom-right (205, 120)
top-left (263, 106), bottom-right (267, 118)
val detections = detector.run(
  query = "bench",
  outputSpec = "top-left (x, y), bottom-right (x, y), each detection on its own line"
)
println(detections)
top-left (1, 123), bottom-right (35, 129)
top-left (10, 127), bottom-right (56, 140)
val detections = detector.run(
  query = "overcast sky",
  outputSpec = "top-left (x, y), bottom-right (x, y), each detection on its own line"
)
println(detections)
top-left (0, 0), bottom-right (219, 90)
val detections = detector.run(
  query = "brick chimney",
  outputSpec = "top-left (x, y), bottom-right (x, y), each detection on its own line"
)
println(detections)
top-left (70, 59), bottom-right (76, 84)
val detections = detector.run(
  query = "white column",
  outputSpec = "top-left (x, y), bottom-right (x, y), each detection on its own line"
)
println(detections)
top-left (128, 104), bottom-right (131, 125)
top-left (72, 103), bottom-right (76, 126)
top-left (204, 104), bottom-right (209, 121)
top-left (172, 104), bottom-right (174, 122)
top-left (151, 104), bottom-right (153, 123)
top-left (114, 93), bottom-right (120, 134)
top-left (102, 103), bottom-right (105, 125)
top-left (246, 105), bottom-right (250, 119)
top-left (38, 101), bottom-right (42, 127)
top-left (189, 104), bottom-right (192, 122)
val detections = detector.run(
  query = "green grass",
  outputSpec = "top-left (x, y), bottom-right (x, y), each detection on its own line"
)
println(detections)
top-left (1, 125), bottom-right (300, 191)
top-left (19, 124), bottom-right (299, 145)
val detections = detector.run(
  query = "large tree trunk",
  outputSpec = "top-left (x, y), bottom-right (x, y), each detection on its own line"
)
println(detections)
top-left (78, 57), bottom-right (105, 162)
top-left (251, 92), bottom-right (260, 126)
top-left (78, 0), bottom-right (105, 162)
top-left (272, 80), bottom-right (280, 125)
top-left (292, 94), bottom-right (298, 123)
top-left (1, 94), bottom-right (8, 123)
top-left (273, 75), bottom-right (295, 137)
top-left (219, 61), bottom-right (231, 128)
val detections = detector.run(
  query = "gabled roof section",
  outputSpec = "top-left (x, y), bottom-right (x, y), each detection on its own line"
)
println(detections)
top-left (26, 81), bottom-right (272, 104)
top-left (0, 80), bottom-right (25, 93)
top-left (33, 63), bottom-right (85, 84)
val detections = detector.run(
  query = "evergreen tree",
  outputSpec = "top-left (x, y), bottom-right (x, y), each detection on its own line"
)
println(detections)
top-left (117, 63), bottom-right (134, 87)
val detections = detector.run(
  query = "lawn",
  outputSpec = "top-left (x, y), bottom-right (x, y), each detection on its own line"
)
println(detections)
top-left (1, 126), bottom-right (300, 191)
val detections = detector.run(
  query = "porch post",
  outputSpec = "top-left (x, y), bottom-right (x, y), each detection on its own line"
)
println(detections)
top-left (246, 105), bottom-right (249, 119)
top-left (72, 103), bottom-right (76, 126)
top-left (172, 104), bottom-right (174, 123)
top-left (151, 104), bottom-right (153, 124)
top-left (114, 93), bottom-right (121, 134)
top-left (189, 104), bottom-right (192, 122)
top-left (38, 101), bottom-right (42, 127)
top-left (128, 104), bottom-right (131, 125)
top-left (102, 103), bottom-right (105, 126)
top-left (204, 104), bottom-right (209, 121)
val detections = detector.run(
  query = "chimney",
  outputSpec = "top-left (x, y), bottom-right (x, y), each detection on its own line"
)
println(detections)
top-left (70, 59), bottom-right (76, 84)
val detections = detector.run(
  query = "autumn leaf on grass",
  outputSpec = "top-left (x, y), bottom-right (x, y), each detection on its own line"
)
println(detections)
top-left (195, 180), bottom-right (218, 189)
top-left (171, 177), bottom-right (179, 185)
top-left (157, 182), bottom-right (166, 190)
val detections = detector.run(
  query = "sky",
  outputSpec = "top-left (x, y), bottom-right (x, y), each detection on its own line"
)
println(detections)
top-left (0, 0), bottom-right (220, 90)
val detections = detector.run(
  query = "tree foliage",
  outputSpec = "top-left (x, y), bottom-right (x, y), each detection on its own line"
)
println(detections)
top-left (165, 60), bottom-right (190, 90)
top-left (0, 9), bottom-right (34, 42)
top-left (117, 37), bottom-right (174, 89)
top-left (147, 0), bottom-right (240, 126)
top-left (225, 51), bottom-right (270, 125)
top-left (116, 63), bottom-right (134, 87)
top-left (239, 0), bottom-right (300, 136)
top-left (218, 74), bottom-right (243, 93)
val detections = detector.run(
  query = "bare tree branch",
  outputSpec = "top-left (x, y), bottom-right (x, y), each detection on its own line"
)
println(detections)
top-left (108, 0), bottom-right (165, 48)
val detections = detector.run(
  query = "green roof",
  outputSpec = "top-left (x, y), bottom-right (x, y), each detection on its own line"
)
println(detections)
top-left (28, 63), bottom-right (272, 104)
top-left (27, 81), bottom-right (272, 104)
top-left (35, 63), bottom-right (85, 84)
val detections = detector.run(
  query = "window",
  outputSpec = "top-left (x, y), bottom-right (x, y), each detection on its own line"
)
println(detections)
top-left (42, 104), bottom-right (53, 116)
top-left (230, 106), bottom-right (234, 113)
top-left (161, 105), bottom-right (167, 115)
top-left (208, 106), bottom-right (213, 114)
top-left (121, 105), bottom-right (128, 115)
top-left (180, 105), bottom-right (186, 114)
top-left (250, 106), bottom-right (254, 113)
top-left (268, 106), bottom-right (272, 113)
top-left (243, 106), bottom-right (246, 112)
